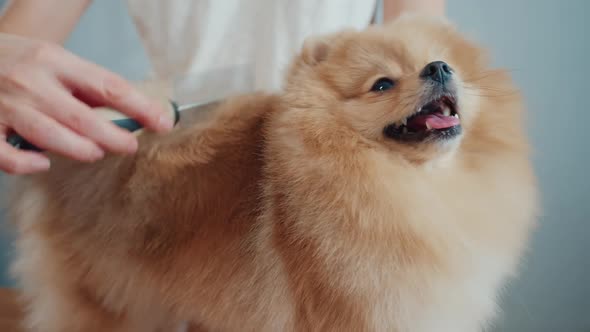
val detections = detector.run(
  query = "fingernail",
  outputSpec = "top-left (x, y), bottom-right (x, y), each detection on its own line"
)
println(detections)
top-left (90, 146), bottom-right (105, 161)
top-left (158, 113), bottom-right (174, 131)
top-left (30, 158), bottom-right (50, 171)
top-left (127, 137), bottom-right (138, 153)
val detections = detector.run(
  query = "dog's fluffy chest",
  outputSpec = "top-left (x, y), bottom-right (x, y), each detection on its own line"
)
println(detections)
top-left (290, 160), bottom-right (524, 331)
top-left (358, 240), bottom-right (509, 332)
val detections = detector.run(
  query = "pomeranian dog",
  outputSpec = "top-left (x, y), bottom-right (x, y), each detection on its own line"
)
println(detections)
top-left (6, 15), bottom-right (538, 332)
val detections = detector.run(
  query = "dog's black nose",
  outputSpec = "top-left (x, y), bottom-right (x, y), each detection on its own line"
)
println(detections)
top-left (420, 61), bottom-right (453, 84)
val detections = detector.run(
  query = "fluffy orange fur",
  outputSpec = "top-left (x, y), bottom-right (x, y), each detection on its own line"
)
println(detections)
top-left (6, 15), bottom-right (538, 332)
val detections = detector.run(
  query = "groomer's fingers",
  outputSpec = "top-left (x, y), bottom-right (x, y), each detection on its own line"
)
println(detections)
top-left (54, 52), bottom-right (173, 133)
top-left (6, 105), bottom-right (104, 162)
top-left (41, 84), bottom-right (139, 154)
top-left (0, 125), bottom-right (50, 174)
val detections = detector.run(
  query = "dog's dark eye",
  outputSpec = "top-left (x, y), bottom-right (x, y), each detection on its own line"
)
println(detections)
top-left (370, 78), bottom-right (395, 92)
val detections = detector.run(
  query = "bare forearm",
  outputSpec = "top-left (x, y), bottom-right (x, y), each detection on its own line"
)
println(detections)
top-left (0, 0), bottom-right (91, 43)
top-left (382, 0), bottom-right (445, 22)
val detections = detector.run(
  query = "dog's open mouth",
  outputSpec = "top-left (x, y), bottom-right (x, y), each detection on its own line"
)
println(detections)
top-left (384, 95), bottom-right (462, 142)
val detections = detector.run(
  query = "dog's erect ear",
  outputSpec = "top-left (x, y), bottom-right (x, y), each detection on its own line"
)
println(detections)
top-left (301, 36), bottom-right (331, 65)
top-left (300, 30), bottom-right (355, 66)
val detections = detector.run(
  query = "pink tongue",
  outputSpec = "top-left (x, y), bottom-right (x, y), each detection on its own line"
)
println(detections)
top-left (408, 113), bottom-right (460, 130)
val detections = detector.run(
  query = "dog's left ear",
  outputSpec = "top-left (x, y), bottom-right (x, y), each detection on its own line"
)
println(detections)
top-left (301, 36), bottom-right (331, 66)
top-left (300, 30), bottom-right (355, 66)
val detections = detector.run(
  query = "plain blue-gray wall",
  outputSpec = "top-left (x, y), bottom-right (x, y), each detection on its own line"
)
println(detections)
top-left (0, 1), bottom-right (588, 331)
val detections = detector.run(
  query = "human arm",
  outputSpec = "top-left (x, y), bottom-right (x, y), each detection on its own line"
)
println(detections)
top-left (0, 0), bottom-right (92, 43)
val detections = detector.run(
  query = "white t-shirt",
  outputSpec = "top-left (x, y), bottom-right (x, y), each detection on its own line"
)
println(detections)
top-left (125, 0), bottom-right (378, 103)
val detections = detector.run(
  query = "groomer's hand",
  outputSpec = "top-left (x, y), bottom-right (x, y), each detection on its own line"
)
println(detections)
top-left (0, 33), bottom-right (173, 174)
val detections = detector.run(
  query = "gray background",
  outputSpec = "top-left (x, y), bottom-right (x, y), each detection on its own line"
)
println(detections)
top-left (0, 0), bottom-right (588, 331)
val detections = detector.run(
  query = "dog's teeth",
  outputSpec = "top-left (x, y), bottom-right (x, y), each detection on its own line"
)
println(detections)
top-left (401, 118), bottom-right (407, 126)
top-left (442, 106), bottom-right (451, 117)
top-left (453, 114), bottom-right (459, 118)
top-left (426, 123), bottom-right (432, 130)
top-left (402, 126), bottom-right (408, 134)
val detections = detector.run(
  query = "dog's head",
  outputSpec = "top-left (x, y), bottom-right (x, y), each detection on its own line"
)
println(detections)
top-left (283, 15), bottom-right (515, 164)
